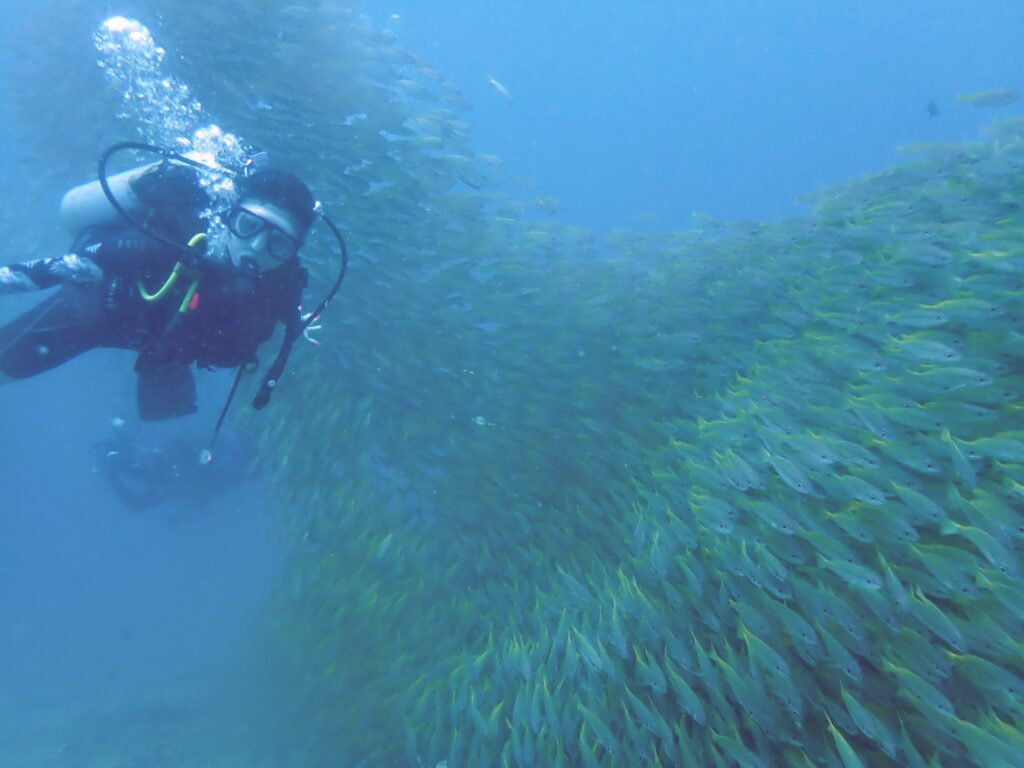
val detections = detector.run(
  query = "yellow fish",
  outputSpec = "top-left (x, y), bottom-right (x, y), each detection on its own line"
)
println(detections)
top-left (957, 88), bottom-right (1021, 107)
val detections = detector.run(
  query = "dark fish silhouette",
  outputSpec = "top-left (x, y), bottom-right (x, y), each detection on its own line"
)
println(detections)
top-left (927, 99), bottom-right (939, 118)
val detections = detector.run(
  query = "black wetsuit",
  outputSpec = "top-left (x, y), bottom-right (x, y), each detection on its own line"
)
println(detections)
top-left (0, 223), bottom-right (307, 420)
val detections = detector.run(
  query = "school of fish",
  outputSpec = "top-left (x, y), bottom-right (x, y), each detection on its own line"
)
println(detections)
top-left (6, 2), bottom-right (1023, 766)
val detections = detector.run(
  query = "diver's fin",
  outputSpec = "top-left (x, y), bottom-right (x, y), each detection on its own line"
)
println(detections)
top-left (137, 361), bottom-right (197, 421)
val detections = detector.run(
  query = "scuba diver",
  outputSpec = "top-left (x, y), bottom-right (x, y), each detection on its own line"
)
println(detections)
top-left (0, 144), bottom-right (345, 425)
top-left (95, 421), bottom-right (249, 512)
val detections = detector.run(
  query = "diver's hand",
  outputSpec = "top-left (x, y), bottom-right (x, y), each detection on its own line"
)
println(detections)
top-left (0, 254), bottom-right (101, 293)
top-left (301, 306), bottom-right (322, 347)
top-left (0, 265), bottom-right (37, 293)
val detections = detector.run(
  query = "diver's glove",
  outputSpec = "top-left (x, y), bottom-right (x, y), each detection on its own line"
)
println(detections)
top-left (300, 306), bottom-right (322, 346)
top-left (0, 264), bottom-right (42, 293)
top-left (0, 254), bottom-right (102, 293)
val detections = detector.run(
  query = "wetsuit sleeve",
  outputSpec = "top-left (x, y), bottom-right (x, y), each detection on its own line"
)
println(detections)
top-left (281, 266), bottom-right (309, 338)
top-left (261, 263), bottom-right (308, 337)
top-left (282, 303), bottom-right (303, 338)
top-left (71, 227), bottom-right (179, 281)
top-left (1, 228), bottom-right (179, 294)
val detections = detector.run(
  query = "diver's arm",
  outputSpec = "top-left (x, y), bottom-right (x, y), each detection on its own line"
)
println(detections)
top-left (283, 303), bottom-right (304, 340)
top-left (0, 229), bottom-right (177, 295)
top-left (0, 254), bottom-right (102, 294)
top-left (277, 265), bottom-right (309, 340)
top-left (71, 227), bottom-right (178, 281)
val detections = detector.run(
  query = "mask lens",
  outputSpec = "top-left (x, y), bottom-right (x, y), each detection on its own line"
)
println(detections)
top-left (230, 208), bottom-right (265, 238)
top-left (228, 206), bottom-right (300, 261)
top-left (268, 229), bottom-right (299, 260)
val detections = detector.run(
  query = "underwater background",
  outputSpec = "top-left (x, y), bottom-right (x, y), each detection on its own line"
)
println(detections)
top-left (0, 1), bottom-right (1022, 766)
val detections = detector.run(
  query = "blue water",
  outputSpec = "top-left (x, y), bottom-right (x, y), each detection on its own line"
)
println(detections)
top-left (365, 0), bottom-right (1023, 231)
top-left (1, 1), bottom-right (1022, 764)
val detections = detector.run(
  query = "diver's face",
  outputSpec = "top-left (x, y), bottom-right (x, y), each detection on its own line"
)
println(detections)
top-left (223, 199), bottom-right (303, 274)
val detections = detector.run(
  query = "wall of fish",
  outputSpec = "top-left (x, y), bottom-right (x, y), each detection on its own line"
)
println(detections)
top-left (6, 2), bottom-right (1022, 766)
top-left (261, 117), bottom-right (1023, 766)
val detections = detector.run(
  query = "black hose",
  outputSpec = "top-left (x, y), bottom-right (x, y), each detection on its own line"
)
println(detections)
top-left (252, 211), bottom-right (348, 409)
top-left (98, 141), bottom-right (350, 416)
top-left (98, 141), bottom-right (224, 258)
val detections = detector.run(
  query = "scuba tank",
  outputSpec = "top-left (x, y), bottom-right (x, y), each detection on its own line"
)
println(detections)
top-left (59, 161), bottom-right (160, 235)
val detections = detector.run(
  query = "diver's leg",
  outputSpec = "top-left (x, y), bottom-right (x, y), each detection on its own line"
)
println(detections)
top-left (0, 283), bottom-right (107, 382)
top-left (1, 255), bottom-right (101, 382)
